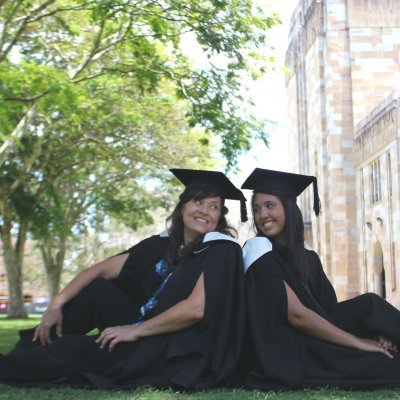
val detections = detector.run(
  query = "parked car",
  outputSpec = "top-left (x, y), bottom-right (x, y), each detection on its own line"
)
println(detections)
top-left (0, 296), bottom-right (7, 314)
top-left (0, 294), bottom-right (48, 315)
top-left (27, 297), bottom-right (49, 314)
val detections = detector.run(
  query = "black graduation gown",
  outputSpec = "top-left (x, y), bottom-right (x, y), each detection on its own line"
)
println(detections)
top-left (0, 232), bottom-right (246, 390)
top-left (239, 236), bottom-right (400, 390)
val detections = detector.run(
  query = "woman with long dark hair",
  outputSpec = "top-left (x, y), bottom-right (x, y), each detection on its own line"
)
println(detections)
top-left (237, 167), bottom-right (400, 390)
top-left (0, 168), bottom-right (247, 390)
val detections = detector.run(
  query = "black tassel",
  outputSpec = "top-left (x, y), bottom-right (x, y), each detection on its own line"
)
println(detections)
top-left (240, 198), bottom-right (248, 222)
top-left (312, 177), bottom-right (321, 216)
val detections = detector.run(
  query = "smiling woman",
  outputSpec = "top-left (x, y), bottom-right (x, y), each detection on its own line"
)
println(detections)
top-left (181, 196), bottom-right (222, 242)
top-left (252, 193), bottom-right (286, 244)
top-left (0, 169), bottom-right (247, 391)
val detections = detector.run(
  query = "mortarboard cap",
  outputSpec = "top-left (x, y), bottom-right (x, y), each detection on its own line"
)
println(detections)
top-left (170, 168), bottom-right (248, 222)
top-left (241, 168), bottom-right (321, 216)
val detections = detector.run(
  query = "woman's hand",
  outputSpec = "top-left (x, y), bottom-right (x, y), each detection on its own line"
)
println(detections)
top-left (95, 273), bottom-right (206, 352)
top-left (31, 254), bottom-right (129, 346)
top-left (96, 325), bottom-right (141, 351)
top-left (377, 335), bottom-right (398, 353)
top-left (356, 337), bottom-right (394, 359)
top-left (32, 305), bottom-right (63, 345)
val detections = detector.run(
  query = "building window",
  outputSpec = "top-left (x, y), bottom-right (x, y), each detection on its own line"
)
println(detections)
top-left (370, 159), bottom-right (381, 204)
top-left (360, 169), bottom-right (364, 208)
top-left (392, 242), bottom-right (396, 291)
top-left (387, 151), bottom-right (393, 197)
top-left (364, 250), bottom-right (368, 292)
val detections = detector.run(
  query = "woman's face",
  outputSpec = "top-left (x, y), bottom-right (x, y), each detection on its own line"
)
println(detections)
top-left (182, 195), bottom-right (222, 243)
top-left (253, 193), bottom-right (286, 244)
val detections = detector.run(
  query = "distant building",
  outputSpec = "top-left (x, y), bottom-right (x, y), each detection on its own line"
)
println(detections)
top-left (286, 0), bottom-right (400, 304)
top-left (355, 92), bottom-right (400, 305)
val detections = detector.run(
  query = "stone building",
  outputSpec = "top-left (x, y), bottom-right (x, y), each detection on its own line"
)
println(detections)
top-left (285, 0), bottom-right (400, 303)
top-left (355, 92), bottom-right (400, 305)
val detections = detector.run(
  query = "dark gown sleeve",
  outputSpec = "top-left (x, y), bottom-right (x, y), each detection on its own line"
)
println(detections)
top-left (243, 252), bottom-right (306, 389)
top-left (306, 250), bottom-right (337, 311)
top-left (112, 235), bottom-right (169, 306)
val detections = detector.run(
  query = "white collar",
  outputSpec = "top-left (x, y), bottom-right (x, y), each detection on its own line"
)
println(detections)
top-left (242, 238), bottom-right (314, 272)
top-left (203, 231), bottom-right (239, 245)
top-left (242, 237), bottom-right (272, 272)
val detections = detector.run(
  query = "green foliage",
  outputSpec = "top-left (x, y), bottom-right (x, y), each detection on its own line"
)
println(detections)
top-left (182, 67), bottom-right (269, 170)
top-left (0, 0), bottom-right (280, 168)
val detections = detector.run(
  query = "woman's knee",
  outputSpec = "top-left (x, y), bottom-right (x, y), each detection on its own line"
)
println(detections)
top-left (81, 277), bottom-right (112, 296)
top-left (359, 292), bottom-right (384, 303)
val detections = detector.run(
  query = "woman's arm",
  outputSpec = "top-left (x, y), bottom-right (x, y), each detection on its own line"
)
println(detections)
top-left (96, 273), bottom-right (205, 351)
top-left (34, 253), bottom-right (129, 345)
top-left (284, 282), bottom-right (393, 358)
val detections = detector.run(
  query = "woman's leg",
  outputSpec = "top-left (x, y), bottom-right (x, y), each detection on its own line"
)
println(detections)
top-left (1, 333), bottom-right (169, 386)
top-left (61, 277), bottom-right (140, 333)
top-left (0, 334), bottom-right (126, 384)
top-left (11, 278), bottom-right (140, 353)
top-left (330, 293), bottom-right (400, 341)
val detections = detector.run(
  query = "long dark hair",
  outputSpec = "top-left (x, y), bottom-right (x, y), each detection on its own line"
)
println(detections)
top-left (164, 188), bottom-right (237, 265)
top-left (251, 191), bottom-right (309, 285)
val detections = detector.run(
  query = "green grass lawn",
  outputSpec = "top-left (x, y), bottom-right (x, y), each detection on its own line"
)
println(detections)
top-left (0, 315), bottom-right (41, 354)
top-left (1, 316), bottom-right (400, 399)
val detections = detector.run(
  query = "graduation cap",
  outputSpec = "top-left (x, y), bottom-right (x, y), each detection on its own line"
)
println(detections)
top-left (241, 168), bottom-right (321, 216)
top-left (170, 168), bottom-right (248, 222)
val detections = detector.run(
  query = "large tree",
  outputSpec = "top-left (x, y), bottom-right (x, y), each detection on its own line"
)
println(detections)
top-left (0, 63), bottom-right (83, 317)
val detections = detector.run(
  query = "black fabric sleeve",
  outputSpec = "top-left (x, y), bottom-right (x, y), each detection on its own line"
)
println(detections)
top-left (307, 250), bottom-right (337, 311)
top-left (113, 235), bottom-right (169, 305)
top-left (244, 253), bottom-right (306, 388)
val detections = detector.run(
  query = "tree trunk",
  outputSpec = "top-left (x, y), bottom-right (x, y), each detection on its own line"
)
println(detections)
top-left (40, 234), bottom-right (67, 300)
top-left (0, 104), bottom-right (38, 167)
top-left (0, 196), bottom-right (28, 318)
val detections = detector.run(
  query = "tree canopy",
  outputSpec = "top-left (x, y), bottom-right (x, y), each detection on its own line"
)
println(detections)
top-left (1, 0), bottom-right (280, 168)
